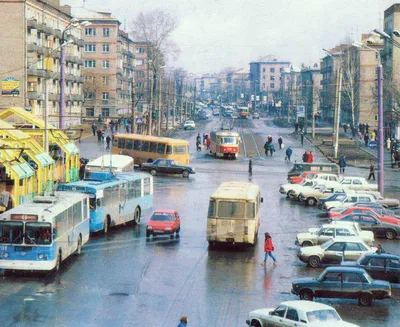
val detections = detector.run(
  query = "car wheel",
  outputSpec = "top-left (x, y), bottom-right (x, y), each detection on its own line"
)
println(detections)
top-left (250, 320), bottom-right (261, 327)
top-left (306, 197), bottom-right (317, 206)
top-left (300, 289), bottom-right (314, 301)
top-left (385, 229), bottom-right (396, 240)
top-left (146, 230), bottom-right (151, 238)
top-left (176, 227), bottom-right (180, 234)
top-left (308, 256), bottom-right (321, 268)
top-left (302, 241), bottom-right (313, 247)
top-left (150, 169), bottom-right (157, 176)
top-left (182, 170), bottom-right (189, 178)
top-left (288, 191), bottom-right (296, 199)
top-left (358, 293), bottom-right (373, 306)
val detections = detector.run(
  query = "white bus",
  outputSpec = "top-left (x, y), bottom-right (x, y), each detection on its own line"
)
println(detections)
top-left (207, 182), bottom-right (263, 246)
top-left (86, 155), bottom-right (134, 173)
top-left (0, 192), bottom-right (90, 272)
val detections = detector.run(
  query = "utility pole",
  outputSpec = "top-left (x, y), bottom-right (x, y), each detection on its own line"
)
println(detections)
top-left (148, 73), bottom-right (154, 135)
top-left (377, 62), bottom-right (384, 195)
top-left (157, 77), bottom-right (162, 136)
top-left (131, 75), bottom-right (136, 134)
top-left (172, 79), bottom-right (176, 127)
top-left (44, 78), bottom-right (49, 153)
top-left (166, 78), bottom-right (171, 131)
top-left (333, 68), bottom-right (343, 159)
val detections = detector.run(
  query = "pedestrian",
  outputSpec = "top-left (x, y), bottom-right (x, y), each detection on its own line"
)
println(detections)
top-left (264, 141), bottom-right (269, 156)
top-left (307, 151), bottom-right (314, 163)
top-left (364, 134), bottom-right (369, 147)
top-left (343, 123), bottom-right (348, 134)
top-left (351, 125), bottom-right (356, 137)
top-left (248, 156), bottom-right (252, 175)
top-left (270, 143), bottom-right (275, 156)
top-left (106, 135), bottom-right (111, 150)
top-left (177, 316), bottom-right (188, 327)
top-left (368, 160), bottom-right (375, 181)
top-left (355, 122), bottom-right (359, 135)
top-left (196, 133), bottom-right (201, 144)
top-left (387, 138), bottom-right (392, 151)
top-left (285, 146), bottom-right (293, 162)
top-left (101, 130), bottom-right (105, 142)
top-left (302, 151), bottom-right (308, 163)
top-left (300, 131), bottom-right (304, 146)
top-left (365, 123), bottom-right (369, 134)
top-left (278, 136), bottom-right (283, 149)
top-left (97, 129), bottom-right (101, 142)
top-left (376, 243), bottom-right (386, 254)
top-left (391, 147), bottom-right (396, 168)
top-left (79, 158), bottom-right (86, 180)
top-left (206, 135), bottom-right (211, 149)
top-left (267, 135), bottom-right (273, 144)
top-left (261, 232), bottom-right (277, 267)
top-left (92, 123), bottom-right (96, 136)
top-left (294, 122), bottom-right (299, 132)
top-left (339, 155), bottom-right (347, 174)
top-left (203, 133), bottom-right (206, 144)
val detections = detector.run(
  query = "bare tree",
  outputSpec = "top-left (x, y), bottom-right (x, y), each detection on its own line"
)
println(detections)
top-left (82, 72), bottom-right (103, 110)
top-left (341, 46), bottom-right (359, 125)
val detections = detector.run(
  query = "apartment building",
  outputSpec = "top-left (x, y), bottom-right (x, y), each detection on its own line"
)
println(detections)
top-left (133, 41), bottom-right (149, 116)
top-left (300, 65), bottom-right (322, 123)
top-left (0, 0), bottom-right (84, 127)
top-left (383, 3), bottom-right (400, 138)
top-left (71, 7), bottom-right (134, 119)
top-left (280, 67), bottom-right (301, 114)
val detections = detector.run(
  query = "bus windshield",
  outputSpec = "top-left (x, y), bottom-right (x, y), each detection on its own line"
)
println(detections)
top-left (0, 221), bottom-right (23, 244)
top-left (222, 137), bottom-right (237, 144)
top-left (25, 222), bottom-right (52, 245)
top-left (218, 201), bottom-right (245, 218)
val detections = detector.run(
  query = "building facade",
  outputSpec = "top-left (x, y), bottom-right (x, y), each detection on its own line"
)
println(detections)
top-left (0, 0), bottom-right (84, 127)
top-left (300, 65), bottom-right (322, 124)
top-left (133, 41), bottom-right (149, 117)
top-left (71, 7), bottom-right (134, 119)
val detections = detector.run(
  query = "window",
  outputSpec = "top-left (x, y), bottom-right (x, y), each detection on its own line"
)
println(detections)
top-left (102, 44), bottom-right (110, 52)
top-left (126, 139), bottom-right (133, 150)
top-left (368, 257), bottom-right (385, 267)
top-left (218, 202), bottom-right (245, 218)
top-left (270, 67), bottom-right (275, 73)
top-left (86, 108), bottom-right (94, 117)
top-left (136, 47), bottom-right (145, 54)
top-left (84, 44), bottom-right (96, 52)
top-left (141, 141), bottom-right (149, 152)
top-left (166, 145), bottom-right (172, 154)
top-left (272, 306), bottom-right (286, 318)
top-left (103, 28), bottom-right (110, 36)
top-left (85, 28), bottom-right (96, 36)
top-left (262, 68), bottom-right (266, 73)
top-left (102, 92), bottom-right (109, 100)
top-left (327, 242), bottom-right (345, 252)
top-left (270, 76), bottom-right (275, 81)
top-left (133, 140), bottom-right (141, 150)
top-left (85, 60), bottom-right (96, 68)
top-left (353, 179), bottom-right (362, 185)
top-left (102, 61), bottom-right (110, 68)
top-left (388, 259), bottom-right (400, 268)
top-left (345, 242), bottom-right (362, 251)
top-left (341, 179), bottom-right (351, 184)
top-left (286, 308), bottom-right (299, 322)
top-left (0, 222), bottom-right (23, 244)
top-left (246, 202), bottom-right (255, 218)
top-left (208, 200), bottom-right (216, 217)
top-left (270, 83), bottom-right (275, 89)
top-left (343, 273), bottom-right (362, 283)
top-left (336, 228), bottom-right (354, 237)
top-left (320, 228), bottom-right (334, 236)
top-left (359, 196), bottom-right (371, 202)
top-left (157, 143), bottom-right (165, 154)
top-left (149, 142), bottom-right (157, 153)
top-left (323, 272), bottom-right (342, 282)
top-left (118, 138), bottom-right (126, 149)
top-left (102, 76), bottom-right (108, 84)
top-left (143, 178), bottom-right (151, 195)
top-left (101, 108), bottom-right (110, 117)
top-left (173, 145), bottom-right (187, 154)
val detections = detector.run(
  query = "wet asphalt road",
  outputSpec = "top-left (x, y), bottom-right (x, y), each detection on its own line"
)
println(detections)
top-left (1, 115), bottom-right (400, 327)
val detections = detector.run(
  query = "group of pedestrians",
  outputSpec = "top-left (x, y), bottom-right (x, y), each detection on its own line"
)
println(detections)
top-left (263, 135), bottom-right (275, 156)
top-left (301, 150), bottom-right (314, 163)
top-left (196, 133), bottom-right (211, 151)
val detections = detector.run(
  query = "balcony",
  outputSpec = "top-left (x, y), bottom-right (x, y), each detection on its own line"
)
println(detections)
top-left (71, 94), bottom-right (84, 102)
top-left (49, 93), bottom-right (59, 101)
top-left (76, 58), bottom-right (85, 66)
top-left (27, 43), bottom-right (38, 52)
top-left (66, 74), bottom-right (75, 82)
top-left (27, 19), bottom-right (38, 29)
top-left (36, 23), bottom-right (46, 33)
top-left (54, 29), bottom-right (62, 39)
top-left (44, 26), bottom-right (53, 35)
top-left (66, 55), bottom-right (78, 63)
top-left (128, 51), bottom-right (135, 58)
top-left (50, 49), bottom-right (61, 58)
top-left (28, 68), bottom-right (47, 78)
top-left (27, 91), bottom-right (38, 100)
top-left (76, 76), bottom-right (84, 83)
top-left (77, 39), bottom-right (85, 47)
top-left (38, 46), bottom-right (51, 56)
top-left (117, 68), bottom-right (123, 75)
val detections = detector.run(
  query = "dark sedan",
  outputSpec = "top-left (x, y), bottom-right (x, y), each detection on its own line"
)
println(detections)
top-left (291, 266), bottom-right (391, 306)
top-left (141, 159), bottom-right (195, 178)
top-left (342, 253), bottom-right (400, 283)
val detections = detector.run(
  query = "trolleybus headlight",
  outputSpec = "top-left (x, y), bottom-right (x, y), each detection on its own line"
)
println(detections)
top-left (3, 252), bottom-right (9, 259)
top-left (38, 254), bottom-right (44, 260)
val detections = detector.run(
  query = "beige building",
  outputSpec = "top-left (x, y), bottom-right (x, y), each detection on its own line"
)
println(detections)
top-left (0, 0), bottom-right (84, 127)
top-left (300, 65), bottom-right (322, 124)
top-left (71, 7), bottom-right (134, 119)
top-left (133, 41), bottom-right (149, 116)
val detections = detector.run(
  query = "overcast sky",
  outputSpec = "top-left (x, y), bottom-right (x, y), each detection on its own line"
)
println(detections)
top-left (62, 0), bottom-right (397, 75)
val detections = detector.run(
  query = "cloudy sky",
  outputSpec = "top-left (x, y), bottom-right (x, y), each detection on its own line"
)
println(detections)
top-left (62, 0), bottom-right (397, 74)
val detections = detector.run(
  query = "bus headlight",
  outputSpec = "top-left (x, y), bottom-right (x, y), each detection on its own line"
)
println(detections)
top-left (38, 254), bottom-right (48, 260)
top-left (3, 252), bottom-right (9, 259)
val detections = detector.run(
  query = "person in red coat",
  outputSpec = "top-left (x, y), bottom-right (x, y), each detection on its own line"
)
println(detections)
top-left (262, 232), bottom-right (277, 267)
top-left (307, 151), bottom-right (314, 163)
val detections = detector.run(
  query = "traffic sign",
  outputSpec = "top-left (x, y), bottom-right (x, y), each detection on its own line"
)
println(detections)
top-left (136, 118), bottom-right (143, 124)
top-left (369, 140), bottom-right (377, 149)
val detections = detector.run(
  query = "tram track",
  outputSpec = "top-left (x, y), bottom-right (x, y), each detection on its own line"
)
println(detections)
top-left (234, 118), bottom-right (262, 158)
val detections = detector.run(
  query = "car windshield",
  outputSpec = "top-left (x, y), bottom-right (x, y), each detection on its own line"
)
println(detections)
top-left (151, 213), bottom-right (174, 221)
top-left (307, 309), bottom-right (341, 323)
top-left (0, 221), bottom-right (23, 244)
top-left (321, 238), bottom-right (335, 249)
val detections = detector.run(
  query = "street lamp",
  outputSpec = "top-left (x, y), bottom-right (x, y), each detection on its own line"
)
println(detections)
top-left (59, 18), bottom-right (90, 130)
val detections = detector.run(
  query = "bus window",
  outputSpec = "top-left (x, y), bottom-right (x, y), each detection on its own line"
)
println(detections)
top-left (113, 138), bottom-right (118, 147)
top-left (96, 198), bottom-right (102, 207)
top-left (141, 141), bottom-right (149, 152)
top-left (173, 145), bottom-right (187, 154)
top-left (218, 201), bottom-right (245, 218)
top-left (126, 139), bottom-right (133, 150)
top-left (25, 222), bottom-right (52, 245)
top-left (166, 145), bottom-right (172, 154)
top-left (134, 140), bottom-right (141, 151)
top-left (144, 178), bottom-right (151, 195)
top-left (157, 143), bottom-right (165, 154)
top-left (134, 180), bottom-right (142, 197)
top-left (208, 200), bottom-right (216, 217)
top-left (0, 221), bottom-right (23, 244)
top-left (83, 198), bottom-right (88, 217)
top-left (246, 202), bottom-right (255, 218)
top-left (89, 197), bottom-right (96, 209)
top-left (149, 142), bottom-right (157, 153)
top-left (118, 138), bottom-right (125, 149)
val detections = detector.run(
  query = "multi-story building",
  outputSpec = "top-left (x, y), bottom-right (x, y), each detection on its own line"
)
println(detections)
top-left (300, 65), bottom-right (322, 124)
top-left (71, 7), bottom-right (134, 119)
top-left (280, 67), bottom-right (301, 115)
top-left (249, 60), bottom-right (291, 104)
top-left (0, 0), bottom-right (84, 127)
top-left (133, 41), bottom-right (149, 117)
top-left (383, 3), bottom-right (400, 138)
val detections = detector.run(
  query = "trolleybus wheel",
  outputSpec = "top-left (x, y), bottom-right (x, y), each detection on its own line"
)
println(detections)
top-left (55, 252), bottom-right (61, 273)
top-left (77, 235), bottom-right (82, 255)
top-left (134, 207), bottom-right (141, 225)
top-left (150, 169), bottom-right (157, 176)
top-left (104, 215), bottom-right (110, 234)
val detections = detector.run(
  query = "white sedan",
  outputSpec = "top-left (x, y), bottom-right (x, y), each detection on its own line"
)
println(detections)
top-left (183, 120), bottom-right (196, 130)
top-left (246, 301), bottom-right (359, 327)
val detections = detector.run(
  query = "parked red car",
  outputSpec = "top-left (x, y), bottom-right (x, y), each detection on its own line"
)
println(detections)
top-left (289, 171), bottom-right (318, 184)
top-left (330, 206), bottom-right (400, 225)
top-left (146, 210), bottom-right (181, 238)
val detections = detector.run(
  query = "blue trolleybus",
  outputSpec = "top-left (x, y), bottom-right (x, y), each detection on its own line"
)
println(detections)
top-left (0, 192), bottom-right (90, 272)
top-left (58, 171), bottom-right (153, 233)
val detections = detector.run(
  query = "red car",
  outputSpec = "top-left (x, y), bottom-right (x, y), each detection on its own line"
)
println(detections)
top-left (289, 171), bottom-right (318, 184)
top-left (146, 210), bottom-right (180, 238)
top-left (329, 206), bottom-right (400, 225)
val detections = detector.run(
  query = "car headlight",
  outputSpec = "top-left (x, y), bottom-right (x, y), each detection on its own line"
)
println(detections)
top-left (165, 228), bottom-right (172, 231)
top-left (147, 226), bottom-right (153, 230)
top-left (3, 252), bottom-right (9, 259)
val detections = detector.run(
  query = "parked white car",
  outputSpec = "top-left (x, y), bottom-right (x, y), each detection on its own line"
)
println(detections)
top-left (183, 120), bottom-right (196, 130)
top-left (339, 177), bottom-right (378, 191)
top-left (295, 221), bottom-right (374, 247)
top-left (355, 191), bottom-right (400, 208)
top-left (253, 112), bottom-right (260, 119)
top-left (299, 183), bottom-right (349, 206)
top-left (323, 193), bottom-right (376, 211)
top-left (246, 301), bottom-right (359, 327)
top-left (280, 179), bottom-right (330, 199)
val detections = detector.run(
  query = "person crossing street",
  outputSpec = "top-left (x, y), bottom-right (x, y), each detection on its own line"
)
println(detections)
top-left (368, 160), bottom-right (375, 181)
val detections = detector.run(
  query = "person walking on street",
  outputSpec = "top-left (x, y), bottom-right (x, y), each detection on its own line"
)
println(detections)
top-left (368, 160), bottom-right (375, 181)
top-left (106, 135), bottom-right (111, 150)
top-left (206, 135), bottom-right (211, 149)
top-left (307, 151), bottom-right (314, 163)
top-left (278, 136), bottom-right (283, 149)
top-left (364, 133), bottom-right (369, 147)
top-left (300, 131), bottom-right (304, 146)
top-left (264, 141), bottom-right (269, 156)
top-left (285, 146), bottom-right (293, 162)
top-left (365, 123), bottom-right (369, 135)
top-left (339, 155), bottom-right (347, 174)
top-left (376, 243), bottom-right (386, 254)
top-left (248, 156), bottom-right (252, 176)
top-left (343, 123), bottom-right (348, 133)
top-left (177, 316), bottom-right (188, 327)
top-left (92, 123), bottom-right (96, 136)
top-left (196, 133), bottom-right (201, 144)
top-left (269, 143), bottom-right (275, 156)
top-left (261, 232), bottom-right (277, 267)
top-left (302, 151), bottom-right (308, 163)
